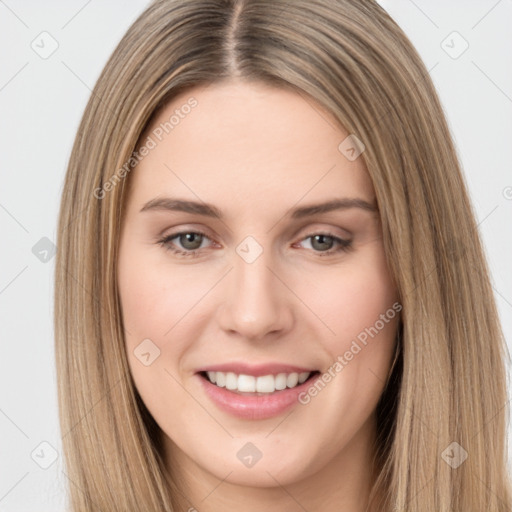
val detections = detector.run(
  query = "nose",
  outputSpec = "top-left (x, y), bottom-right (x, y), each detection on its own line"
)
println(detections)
top-left (216, 249), bottom-right (294, 341)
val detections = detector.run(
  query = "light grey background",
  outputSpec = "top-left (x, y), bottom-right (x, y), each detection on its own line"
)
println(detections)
top-left (1, 1), bottom-right (511, 510)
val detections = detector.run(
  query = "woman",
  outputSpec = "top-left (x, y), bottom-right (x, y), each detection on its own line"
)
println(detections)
top-left (54, 0), bottom-right (512, 510)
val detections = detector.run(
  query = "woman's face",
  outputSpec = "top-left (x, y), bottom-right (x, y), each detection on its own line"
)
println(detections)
top-left (118, 79), bottom-right (399, 489)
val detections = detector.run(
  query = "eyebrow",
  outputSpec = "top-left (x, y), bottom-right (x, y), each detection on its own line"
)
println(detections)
top-left (139, 197), bottom-right (377, 218)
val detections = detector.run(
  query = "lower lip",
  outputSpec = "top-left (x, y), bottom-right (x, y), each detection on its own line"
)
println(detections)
top-left (197, 373), bottom-right (319, 420)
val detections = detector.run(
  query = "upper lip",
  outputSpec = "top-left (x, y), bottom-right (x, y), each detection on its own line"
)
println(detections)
top-left (196, 362), bottom-right (316, 377)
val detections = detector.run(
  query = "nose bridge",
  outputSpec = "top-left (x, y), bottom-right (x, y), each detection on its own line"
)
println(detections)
top-left (218, 241), bottom-right (292, 339)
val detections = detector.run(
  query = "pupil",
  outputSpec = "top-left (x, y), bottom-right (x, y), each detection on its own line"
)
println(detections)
top-left (181, 233), bottom-right (202, 250)
top-left (313, 234), bottom-right (333, 251)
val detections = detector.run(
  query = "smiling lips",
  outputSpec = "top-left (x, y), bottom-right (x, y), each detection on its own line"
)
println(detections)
top-left (196, 363), bottom-right (319, 420)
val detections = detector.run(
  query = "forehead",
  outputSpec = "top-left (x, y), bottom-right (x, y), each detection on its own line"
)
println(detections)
top-left (127, 80), bottom-right (375, 217)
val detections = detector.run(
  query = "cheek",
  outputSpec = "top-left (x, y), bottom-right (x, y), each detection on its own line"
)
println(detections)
top-left (117, 247), bottom-right (207, 431)
top-left (292, 245), bottom-right (399, 418)
top-left (117, 242), bottom-right (201, 393)
top-left (118, 245), bottom-right (208, 347)
top-left (296, 247), bottom-right (398, 348)
top-left (288, 249), bottom-right (398, 457)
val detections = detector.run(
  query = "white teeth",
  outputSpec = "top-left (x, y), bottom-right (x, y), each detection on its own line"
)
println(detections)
top-left (225, 372), bottom-right (238, 390)
top-left (205, 371), bottom-right (312, 393)
top-left (238, 374), bottom-right (256, 392)
top-left (256, 374), bottom-right (274, 393)
top-left (286, 373), bottom-right (299, 388)
top-left (216, 372), bottom-right (226, 388)
top-left (275, 373), bottom-right (287, 390)
top-left (298, 372), bottom-right (310, 384)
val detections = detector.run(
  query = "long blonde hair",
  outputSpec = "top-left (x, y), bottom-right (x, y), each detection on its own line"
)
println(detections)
top-left (54, 0), bottom-right (512, 510)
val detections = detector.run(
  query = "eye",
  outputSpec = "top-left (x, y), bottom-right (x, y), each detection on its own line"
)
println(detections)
top-left (157, 230), bottom-right (352, 258)
top-left (157, 230), bottom-right (213, 257)
top-left (295, 232), bottom-right (352, 256)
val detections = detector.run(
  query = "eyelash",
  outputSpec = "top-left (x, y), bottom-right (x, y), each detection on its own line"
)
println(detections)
top-left (156, 230), bottom-right (353, 258)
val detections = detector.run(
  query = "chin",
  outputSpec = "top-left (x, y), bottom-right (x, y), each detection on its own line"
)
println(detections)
top-left (195, 435), bottom-right (324, 488)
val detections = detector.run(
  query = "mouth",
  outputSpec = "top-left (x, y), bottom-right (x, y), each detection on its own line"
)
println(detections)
top-left (196, 368), bottom-right (321, 420)
top-left (199, 370), bottom-right (320, 395)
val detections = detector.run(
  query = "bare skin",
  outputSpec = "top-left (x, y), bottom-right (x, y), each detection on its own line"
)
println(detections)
top-left (117, 79), bottom-right (398, 511)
